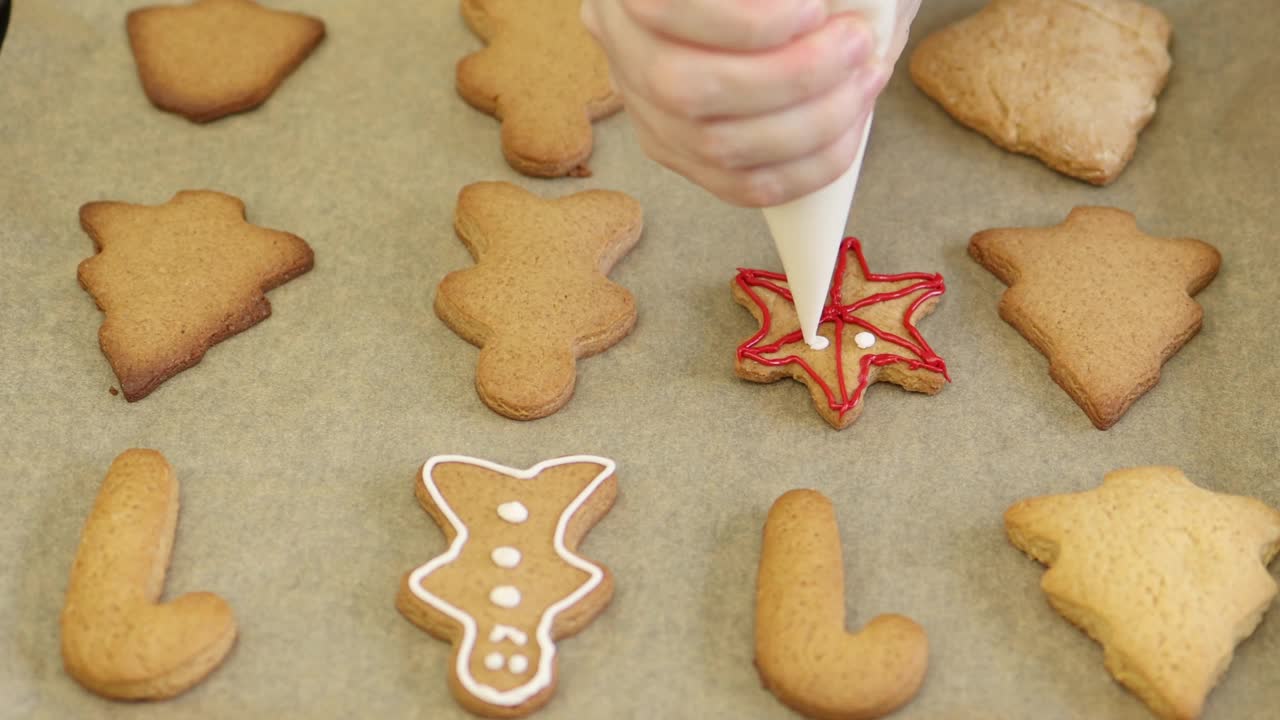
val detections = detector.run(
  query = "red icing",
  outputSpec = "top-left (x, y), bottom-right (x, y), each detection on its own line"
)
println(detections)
top-left (735, 237), bottom-right (949, 419)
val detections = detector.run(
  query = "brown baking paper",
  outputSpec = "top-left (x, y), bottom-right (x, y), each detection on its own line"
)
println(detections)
top-left (1, 1), bottom-right (1277, 718)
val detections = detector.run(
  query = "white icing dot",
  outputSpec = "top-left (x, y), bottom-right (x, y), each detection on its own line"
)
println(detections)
top-left (807, 335), bottom-right (830, 351)
top-left (497, 501), bottom-right (529, 524)
top-left (489, 585), bottom-right (521, 608)
top-left (491, 546), bottom-right (522, 569)
top-left (483, 652), bottom-right (504, 671)
top-left (854, 331), bottom-right (876, 349)
top-left (508, 654), bottom-right (529, 674)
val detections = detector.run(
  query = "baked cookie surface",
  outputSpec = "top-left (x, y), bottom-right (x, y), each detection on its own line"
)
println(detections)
top-left (969, 206), bottom-right (1219, 429)
top-left (1006, 466), bottom-right (1280, 720)
top-left (61, 449), bottom-right (237, 701)
top-left (78, 190), bottom-right (314, 401)
top-left (397, 455), bottom-right (618, 718)
top-left (733, 237), bottom-right (948, 429)
top-left (910, 0), bottom-right (1172, 185)
top-left (435, 181), bottom-right (642, 420)
top-left (456, 0), bottom-right (621, 177)
top-left (757, 489), bottom-right (928, 720)
top-left (127, 0), bottom-right (325, 122)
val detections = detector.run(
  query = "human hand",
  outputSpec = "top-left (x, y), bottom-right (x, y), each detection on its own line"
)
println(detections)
top-left (582, 0), bottom-right (921, 207)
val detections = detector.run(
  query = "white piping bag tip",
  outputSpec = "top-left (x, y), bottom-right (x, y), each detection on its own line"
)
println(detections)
top-left (757, 0), bottom-right (896, 352)
top-left (760, 157), bottom-right (860, 351)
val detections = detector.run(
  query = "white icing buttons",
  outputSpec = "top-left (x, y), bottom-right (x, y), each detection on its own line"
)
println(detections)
top-left (484, 652), bottom-right (504, 671)
top-left (508, 654), bottom-right (529, 674)
top-left (491, 546), bottom-right (522, 569)
top-left (854, 331), bottom-right (876, 349)
top-left (490, 585), bottom-right (521, 608)
top-left (497, 501), bottom-right (529, 524)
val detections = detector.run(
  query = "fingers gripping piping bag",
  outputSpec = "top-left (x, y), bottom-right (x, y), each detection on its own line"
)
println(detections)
top-left (762, 0), bottom-right (898, 351)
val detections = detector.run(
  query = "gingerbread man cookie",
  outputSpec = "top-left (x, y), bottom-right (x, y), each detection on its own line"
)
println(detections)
top-left (1006, 467), bottom-right (1280, 720)
top-left (397, 455), bottom-right (618, 717)
top-left (436, 181), bottom-right (642, 420)
top-left (78, 190), bottom-right (314, 401)
top-left (757, 489), bottom-right (928, 720)
top-left (456, 0), bottom-right (621, 177)
top-left (61, 449), bottom-right (237, 700)
top-left (733, 237), bottom-right (949, 429)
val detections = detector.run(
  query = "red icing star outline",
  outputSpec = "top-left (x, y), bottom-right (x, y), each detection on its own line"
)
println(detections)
top-left (735, 237), bottom-right (950, 419)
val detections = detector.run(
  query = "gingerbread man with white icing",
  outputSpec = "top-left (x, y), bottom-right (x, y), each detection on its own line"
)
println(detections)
top-left (397, 455), bottom-right (618, 718)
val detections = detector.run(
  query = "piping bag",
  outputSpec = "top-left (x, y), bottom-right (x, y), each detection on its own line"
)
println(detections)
top-left (760, 0), bottom-right (898, 351)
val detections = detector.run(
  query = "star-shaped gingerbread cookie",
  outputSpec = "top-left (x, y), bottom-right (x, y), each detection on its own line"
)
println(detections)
top-left (1006, 466), bottom-right (1280, 720)
top-left (127, 0), bottom-right (325, 122)
top-left (456, 0), bottom-right (621, 177)
top-left (970, 206), bottom-right (1220, 429)
top-left (910, 0), bottom-right (1171, 185)
top-left (435, 182), bottom-right (642, 420)
top-left (732, 237), bottom-right (949, 429)
top-left (78, 190), bottom-right (314, 401)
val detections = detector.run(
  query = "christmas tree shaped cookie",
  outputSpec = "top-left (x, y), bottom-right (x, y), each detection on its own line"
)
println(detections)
top-left (397, 455), bottom-right (618, 718)
top-left (127, 0), bottom-right (326, 122)
top-left (78, 190), bottom-right (313, 401)
top-left (1006, 466), bottom-right (1280, 720)
top-left (910, 0), bottom-right (1172, 185)
top-left (732, 237), bottom-right (949, 429)
top-left (970, 206), bottom-right (1220, 429)
top-left (435, 181), bottom-right (642, 420)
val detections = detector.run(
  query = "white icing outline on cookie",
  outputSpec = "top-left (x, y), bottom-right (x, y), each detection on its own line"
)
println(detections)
top-left (407, 454), bottom-right (614, 708)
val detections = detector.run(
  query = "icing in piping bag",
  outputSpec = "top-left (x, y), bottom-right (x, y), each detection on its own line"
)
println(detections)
top-left (760, 0), bottom-right (898, 351)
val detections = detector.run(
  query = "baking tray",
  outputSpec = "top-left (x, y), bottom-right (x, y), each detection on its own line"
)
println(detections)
top-left (2, 1), bottom-right (1277, 718)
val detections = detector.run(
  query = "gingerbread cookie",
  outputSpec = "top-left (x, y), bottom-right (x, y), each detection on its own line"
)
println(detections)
top-left (910, 0), bottom-right (1172, 185)
top-left (61, 449), bottom-right (237, 700)
top-left (1006, 466), bottom-right (1280, 720)
top-left (456, 0), bottom-right (621, 177)
top-left (757, 489), bottom-right (928, 720)
top-left (127, 0), bottom-right (325, 123)
top-left (969, 207), bottom-right (1219, 429)
top-left (436, 181), bottom-right (642, 420)
top-left (733, 237), bottom-right (948, 429)
top-left (397, 455), bottom-right (618, 718)
top-left (78, 189), bottom-right (314, 401)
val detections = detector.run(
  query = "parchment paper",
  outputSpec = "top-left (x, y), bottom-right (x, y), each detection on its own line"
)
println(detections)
top-left (2, 1), bottom-right (1278, 718)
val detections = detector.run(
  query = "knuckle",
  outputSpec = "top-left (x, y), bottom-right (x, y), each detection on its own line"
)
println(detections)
top-left (692, 123), bottom-right (747, 170)
top-left (791, 50), bottom-right (836, 97)
top-left (644, 58), bottom-right (698, 115)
